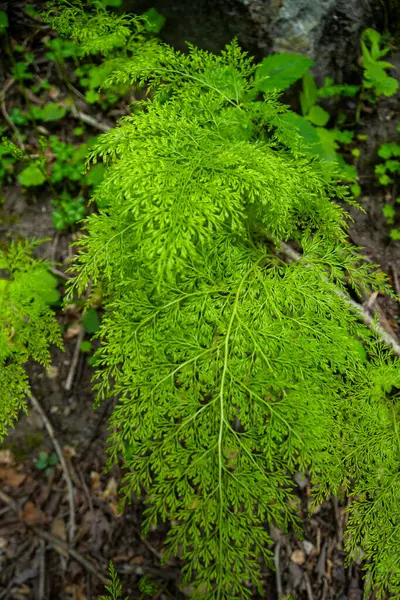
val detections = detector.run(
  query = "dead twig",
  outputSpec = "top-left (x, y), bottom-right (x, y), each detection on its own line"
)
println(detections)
top-left (1, 87), bottom-right (25, 149)
top-left (70, 105), bottom-right (112, 132)
top-left (38, 538), bottom-right (46, 600)
top-left (279, 242), bottom-right (400, 357)
top-left (29, 394), bottom-right (76, 544)
top-left (304, 572), bottom-right (314, 600)
top-left (390, 263), bottom-right (400, 298)
top-left (64, 326), bottom-right (85, 391)
top-left (51, 267), bottom-right (71, 282)
top-left (34, 528), bottom-right (108, 585)
top-left (274, 541), bottom-right (283, 599)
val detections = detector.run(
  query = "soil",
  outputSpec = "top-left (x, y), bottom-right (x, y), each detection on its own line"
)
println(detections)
top-left (1, 4), bottom-right (400, 600)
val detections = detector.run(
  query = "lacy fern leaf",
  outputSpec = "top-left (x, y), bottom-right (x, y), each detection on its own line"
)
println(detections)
top-left (0, 241), bottom-right (62, 440)
top-left (47, 4), bottom-right (400, 596)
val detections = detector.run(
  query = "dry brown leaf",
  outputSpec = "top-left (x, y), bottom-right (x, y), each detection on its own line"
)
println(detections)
top-left (0, 466), bottom-right (26, 488)
top-left (290, 549), bottom-right (306, 565)
top-left (51, 518), bottom-right (67, 541)
top-left (103, 477), bottom-right (118, 499)
top-left (64, 322), bottom-right (83, 340)
top-left (0, 450), bottom-right (14, 465)
top-left (108, 501), bottom-right (122, 517)
top-left (46, 365), bottom-right (59, 380)
top-left (20, 501), bottom-right (46, 524)
top-left (130, 555), bottom-right (145, 565)
top-left (90, 471), bottom-right (101, 492)
top-left (63, 445), bottom-right (76, 459)
top-left (65, 584), bottom-right (87, 600)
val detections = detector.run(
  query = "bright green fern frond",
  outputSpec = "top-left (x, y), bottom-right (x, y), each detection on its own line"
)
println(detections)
top-left (61, 13), bottom-right (400, 598)
top-left (0, 240), bottom-right (62, 440)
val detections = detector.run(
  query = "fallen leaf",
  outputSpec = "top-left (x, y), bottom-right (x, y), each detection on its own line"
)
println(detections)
top-left (291, 549), bottom-right (306, 565)
top-left (0, 538), bottom-right (8, 551)
top-left (63, 445), bottom-right (76, 459)
top-left (46, 365), bottom-right (59, 379)
top-left (108, 501), bottom-right (122, 517)
top-left (20, 501), bottom-right (46, 524)
top-left (0, 450), bottom-right (14, 465)
top-left (51, 518), bottom-right (67, 541)
top-left (103, 477), bottom-right (118, 499)
top-left (0, 467), bottom-right (26, 488)
top-left (130, 555), bottom-right (145, 565)
top-left (90, 471), bottom-right (101, 492)
top-left (65, 584), bottom-right (87, 600)
top-left (64, 322), bottom-right (82, 340)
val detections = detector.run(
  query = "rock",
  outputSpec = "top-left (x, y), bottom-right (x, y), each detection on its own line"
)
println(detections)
top-left (302, 539), bottom-right (315, 555)
top-left (128, 0), bottom-right (382, 80)
top-left (242, 0), bottom-right (375, 79)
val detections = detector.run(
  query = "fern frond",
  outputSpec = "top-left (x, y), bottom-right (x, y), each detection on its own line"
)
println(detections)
top-left (58, 13), bottom-right (400, 598)
top-left (0, 240), bottom-right (62, 440)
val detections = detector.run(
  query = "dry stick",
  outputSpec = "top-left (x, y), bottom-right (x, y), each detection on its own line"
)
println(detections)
top-left (33, 529), bottom-right (109, 586)
top-left (51, 266), bottom-right (71, 282)
top-left (38, 538), bottom-right (46, 600)
top-left (274, 541), bottom-right (283, 599)
top-left (304, 572), bottom-right (314, 600)
top-left (29, 394), bottom-right (76, 544)
top-left (279, 242), bottom-right (400, 357)
top-left (69, 105), bottom-right (112, 133)
top-left (65, 327), bottom-right (85, 391)
top-left (0, 491), bottom-right (177, 586)
top-left (1, 86), bottom-right (25, 149)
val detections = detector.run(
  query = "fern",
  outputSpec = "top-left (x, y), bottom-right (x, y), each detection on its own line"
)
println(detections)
top-left (45, 3), bottom-right (400, 597)
top-left (0, 240), bottom-right (62, 440)
top-left (101, 562), bottom-right (128, 600)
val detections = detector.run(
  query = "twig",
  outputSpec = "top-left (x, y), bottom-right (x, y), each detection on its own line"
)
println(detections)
top-left (0, 77), bottom-right (15, 103)
top-left (274, 541), bottom-right (283, 599)
top-left (0, 489), bottom-right (18, 511)
top-left (29, 394), bottom-right (76, 544)
top-left (1, 94), bottom-right (25, 149)
top-left (279, 242), bottom-right (400, 357)
top-left (38, 538), bottom-right (46, 600)
top-left (390, 263), bottom-right (400, 298)
top-left (70, 105), bottom-right (112, 132)
top-left (64, 327), bottom-right (85, 391)
top-left (51, 267), bottom-right (71, 282)
top-left (304, 572), bottom-right (314, 600)
top-left (33, 528), bottom-right (109, 586)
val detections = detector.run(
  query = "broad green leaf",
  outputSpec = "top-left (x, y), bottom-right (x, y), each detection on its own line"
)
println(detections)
top-left (280, 112), bottom-right (320, 146)
top-left (300, 73), bottom-right (317, 116)
top-left (17, 165), bottom-right (46, 187)
top-left (82, 308), bottom-right (100, 334)
top-left (306, 105), bottom-right (330, 127)
top-left (255, 53), bottom-right (314, 92)
top-left (40, 103), bottom-right (67, 122)
top-left (86, 163), bottom-right (105, 186)
top-left (383, 204), bottom-right (396, 223)
top-left (85, 90), bottom-right (101, 104)
top-left (80, 340), bottom-right (92, 353)
top-left (0, 10), bottom-right (8, 34)
top-left (143, 8), bottom-right (165, 33)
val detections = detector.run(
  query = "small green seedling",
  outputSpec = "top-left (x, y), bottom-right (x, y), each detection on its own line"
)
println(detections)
top-left (35, 450), bottom-right (59, 477)
top-left (361, 28), bottom-right (398, 98)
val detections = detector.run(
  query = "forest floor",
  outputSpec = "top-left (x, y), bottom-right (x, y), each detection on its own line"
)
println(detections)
top-left (1, 3), bottom-right (400, 600)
